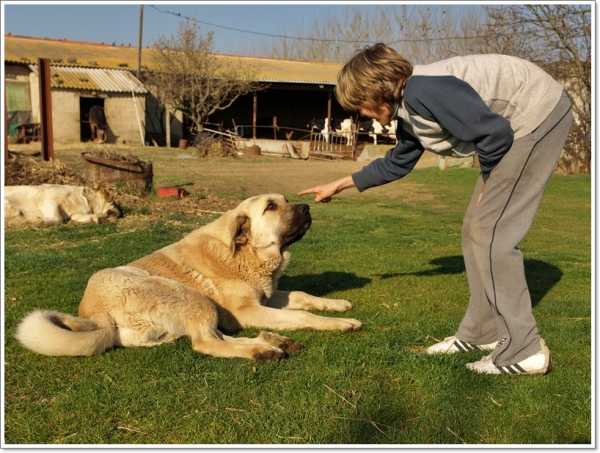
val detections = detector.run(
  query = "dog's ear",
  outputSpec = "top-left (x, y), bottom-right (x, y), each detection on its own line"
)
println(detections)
top-left (85, 186), bottom-right (111, 213)
top-left (231, 214), bottom-right (250, 252)
top-left (98, 187), bottom-right (113, 203)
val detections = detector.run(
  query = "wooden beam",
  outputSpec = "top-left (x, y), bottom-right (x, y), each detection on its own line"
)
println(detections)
top-left (38, 57), bottom-right (54, 161)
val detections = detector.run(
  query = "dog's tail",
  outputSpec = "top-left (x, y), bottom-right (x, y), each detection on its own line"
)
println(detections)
top-left (15, 309), bottom-right (115, 356)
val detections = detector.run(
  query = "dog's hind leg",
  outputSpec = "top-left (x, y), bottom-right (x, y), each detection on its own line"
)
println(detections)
top-left (38, 199), bottom-right (64, 225)
top-left (189, 327), bottom-right (288, 361)
top-left (221, 331), bottom-right (303, 352)
top-left (169, 289), bottom-right (288, 361)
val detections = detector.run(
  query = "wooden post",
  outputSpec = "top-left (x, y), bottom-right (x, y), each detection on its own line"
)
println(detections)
top-left (4, 91), bottom-right (9, 162)
top-left (38, 58), bottom-right (54, 161)
top-left (252, 93), bottom-right (257, 139)
top-left (165, 105), bottom-right (171, 148)
top-left (327, 92), bottom-right (332, 143)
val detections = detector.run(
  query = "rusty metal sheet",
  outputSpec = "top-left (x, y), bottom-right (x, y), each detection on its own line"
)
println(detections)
top-left (28, 64), bottom-right (147, 93)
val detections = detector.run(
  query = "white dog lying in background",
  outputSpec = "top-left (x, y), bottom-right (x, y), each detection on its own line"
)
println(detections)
top-left (4, 184), bottom-right (120, 226)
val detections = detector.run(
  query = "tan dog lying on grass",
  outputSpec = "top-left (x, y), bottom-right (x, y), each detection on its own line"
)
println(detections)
top-left (4, 184), bottom-right (120, 226)
top-left (15, 194), bottom-right (363, 361)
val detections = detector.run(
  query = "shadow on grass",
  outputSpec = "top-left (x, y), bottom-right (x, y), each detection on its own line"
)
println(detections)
top-left (378, 255), bottom-right (563, 307)
top-left (278, 271), bottom-right (372, 297)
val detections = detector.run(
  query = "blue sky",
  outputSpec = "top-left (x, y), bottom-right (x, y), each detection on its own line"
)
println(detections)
top-left (3, 2), bottom-right (384, 54)
top-left (2, 2), bottom-right (471, 56)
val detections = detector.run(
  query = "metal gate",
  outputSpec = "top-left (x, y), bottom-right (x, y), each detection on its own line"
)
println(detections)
top-left (309, 128), bottom-right (359, 160)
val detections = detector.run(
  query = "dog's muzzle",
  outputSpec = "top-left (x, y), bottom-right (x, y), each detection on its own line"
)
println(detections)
top-left (282, 204), bottom-right (312, 246)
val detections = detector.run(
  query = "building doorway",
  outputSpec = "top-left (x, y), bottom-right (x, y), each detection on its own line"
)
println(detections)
top-left (80, 97), bottom-right (105, 142)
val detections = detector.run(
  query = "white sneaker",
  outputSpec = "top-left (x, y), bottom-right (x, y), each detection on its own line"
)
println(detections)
top-left (427, 336), bottom-right (498, 354)
top-left (466, 339), bottom-right (552, 375)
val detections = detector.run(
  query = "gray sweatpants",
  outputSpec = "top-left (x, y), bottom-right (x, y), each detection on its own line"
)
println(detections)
top-left (457, 92), bottom-right (573, 366)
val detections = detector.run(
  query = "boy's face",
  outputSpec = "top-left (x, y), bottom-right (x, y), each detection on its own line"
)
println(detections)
top-left (359, 102), bottom-right (394, 126)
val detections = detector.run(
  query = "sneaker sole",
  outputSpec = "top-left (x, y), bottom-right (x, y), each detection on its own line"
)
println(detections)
top-left (496, 356), bottom-right (553, 375)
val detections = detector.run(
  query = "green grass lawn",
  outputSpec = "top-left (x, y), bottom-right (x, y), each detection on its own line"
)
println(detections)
top-left (3, 163), bottom-right (591, 445)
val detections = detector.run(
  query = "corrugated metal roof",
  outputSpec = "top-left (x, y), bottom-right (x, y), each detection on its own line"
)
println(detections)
top-left (242, 56), bottom-right (339, 84)
top-left (28, 64), bottom-right (147, 93)
top-left (4, 35), bottom-right (342, 85)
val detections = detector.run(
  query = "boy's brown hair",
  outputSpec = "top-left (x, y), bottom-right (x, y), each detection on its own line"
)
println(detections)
top-left (335, 43), bottom-right (413, 112)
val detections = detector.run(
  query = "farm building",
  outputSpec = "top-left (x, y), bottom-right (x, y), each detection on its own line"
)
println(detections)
top-left (5, 36), bottom-right (149, 145)
top-left (3, 34), bottom-right (350, 150)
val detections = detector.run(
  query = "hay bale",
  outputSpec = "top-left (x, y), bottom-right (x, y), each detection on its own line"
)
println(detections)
top-left (4, 155), bottom-right (88, 186)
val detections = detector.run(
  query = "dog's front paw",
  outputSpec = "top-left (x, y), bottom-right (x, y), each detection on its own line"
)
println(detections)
top-left (325, 298), bottom-right (353, 312)
top-left (339, 318), bottom-right (363, 333)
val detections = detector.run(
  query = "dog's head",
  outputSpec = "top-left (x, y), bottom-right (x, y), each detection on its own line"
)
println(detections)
top-left (225, 194), bottom-right (312, 254)
top-left (83, 186), bottom-right (121, 222)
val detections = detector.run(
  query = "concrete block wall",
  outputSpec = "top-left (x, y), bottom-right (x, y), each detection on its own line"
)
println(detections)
top-left (29, 74), bottom-right (40, 123)
top-left (50, 90), bottom-right (81, 144)
top-left (105, 95), bottom-right (146, 145)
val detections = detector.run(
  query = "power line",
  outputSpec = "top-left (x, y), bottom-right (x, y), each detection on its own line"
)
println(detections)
top-left (149, 5), bottom-right (588, 46)
top-left (149, 5), bottom-right (372, 44)
top-left (148, 5), bottom-right (481, 45)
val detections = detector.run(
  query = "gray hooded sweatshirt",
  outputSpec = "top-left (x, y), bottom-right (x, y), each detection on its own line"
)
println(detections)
top-left (352, 54), bottom-right (565, 190)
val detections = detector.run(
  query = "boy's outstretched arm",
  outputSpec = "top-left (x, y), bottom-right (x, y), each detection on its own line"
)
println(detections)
top-left (298, 175), bottom-right (356, 203)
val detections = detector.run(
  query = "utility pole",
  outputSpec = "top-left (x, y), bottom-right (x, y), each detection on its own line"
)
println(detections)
top-left (137, 5), bottom-right (144, 79)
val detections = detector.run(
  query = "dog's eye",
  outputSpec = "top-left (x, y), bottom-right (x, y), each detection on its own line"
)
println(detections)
top-left (265, 202), bottom-right (276, 211)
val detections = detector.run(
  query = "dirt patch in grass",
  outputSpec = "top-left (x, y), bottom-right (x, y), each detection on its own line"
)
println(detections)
top-left (4, 143), bottom-right (438, 229)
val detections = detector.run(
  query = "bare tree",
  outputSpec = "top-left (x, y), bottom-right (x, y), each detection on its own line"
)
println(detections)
top-left (254, 5), bottom-right (484, 64)
top-left (481, 4), bottom-right (591, 173)
top-left (388, 5), bottom-right (485, 64)
top-left (147, 20), bottom-right (265, 134)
